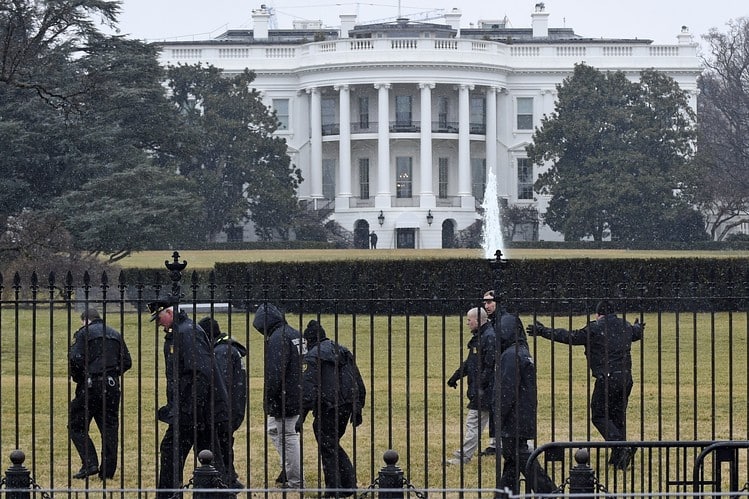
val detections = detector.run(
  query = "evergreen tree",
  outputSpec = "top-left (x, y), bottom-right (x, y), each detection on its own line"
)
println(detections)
top-left (527, 63), bottom-right (702, 242)
top-left (167, 64), bottom-right (302, 241)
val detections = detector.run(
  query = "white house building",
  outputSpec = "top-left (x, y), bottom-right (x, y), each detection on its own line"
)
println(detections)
top-left (156, 4), bottom-right (701, 249)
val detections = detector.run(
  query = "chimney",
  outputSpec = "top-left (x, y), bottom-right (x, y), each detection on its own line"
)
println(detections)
top-left (252, 5), bottom-right (270, 40)
top-left (531, 2), bottom-right (549, 38)
top-left (677, 25), bottom-right (694, 45)
top-left (340, 13), bottom-right (357, 38)
top-left (444, 8), bottom-right (461, 36)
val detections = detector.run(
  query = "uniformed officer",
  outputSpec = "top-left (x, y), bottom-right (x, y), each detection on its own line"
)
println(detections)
top-left (149, 298), bottom-right (230, 498)
top-left (527, 300), bottom-right (645, 470)
top-left (198, 316), bottom-right (248, 489)
top-left (68, 308), bottom-right (132, 480)
top-left (297, 320), bottom-right (365, 497)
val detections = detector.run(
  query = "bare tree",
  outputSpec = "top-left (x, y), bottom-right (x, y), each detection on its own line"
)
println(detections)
top-left (691, 18), bottom-right (749, 240)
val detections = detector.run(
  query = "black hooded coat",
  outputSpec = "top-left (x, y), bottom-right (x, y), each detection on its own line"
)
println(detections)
top-left (252, 303), bottom-right (303, 418)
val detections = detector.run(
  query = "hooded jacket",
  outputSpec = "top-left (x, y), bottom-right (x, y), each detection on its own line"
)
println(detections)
top-left (302, 337), bottom-right (366, 414)
top-left (162, 310), bottom-right (229, 427)
top-left (496, 313), bottom-right (537, 439)
top-left (214, 335), bottom-right (248, 431)
top-left (252, 303), bottom-right (303, 418)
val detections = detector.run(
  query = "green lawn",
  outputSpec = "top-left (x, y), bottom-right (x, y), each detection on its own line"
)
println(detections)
top-left (1, 307), bottom-right (746, 493)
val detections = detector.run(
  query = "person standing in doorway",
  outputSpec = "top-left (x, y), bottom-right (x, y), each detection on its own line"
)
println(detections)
top-left (369, 231), bottom-right (378, 249)
top-left (68, 308), bottom-right (132, 481)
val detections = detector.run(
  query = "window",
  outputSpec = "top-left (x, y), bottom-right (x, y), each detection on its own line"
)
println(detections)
top-left (396, 157), bottom-right (413, 198)
top-left (395, 95), bottom-right (412, 128)
top-left (272, 99), bottom-right (289, 130)
top-left (469, 95), bottom-right (485, 133)
top-left (471, 158), bottom-right (486, 201)
top-left (322, 97), bottom-right (337, 134)
top-left (358, 96), bottom-right (369, 129)
top-left (438, 97), bottom-right (449, 129)
top-left (517, 158), bottom-right (533, 200)
top-left (517, 97), bottom-right (533, 130)
top-left (438, 157), bottom-right (449, 198)
top-left (322, 159), bottom-right (336, 200)
top-left (359, 158), bottom-right (370, 199)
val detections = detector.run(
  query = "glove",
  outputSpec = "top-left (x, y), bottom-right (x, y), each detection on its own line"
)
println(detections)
top-left (447, 374), bottom-right (459, 389)
top-left (294, 413), bottom-right (306, 433)
top-left (157, 405), bottom-right (173, 424)
top-left (526, 320), bottom-right (546, 336)
top-left (634, 318), bottom-right (646, 330)
top-left (351, 409), bottom-right (363, 427)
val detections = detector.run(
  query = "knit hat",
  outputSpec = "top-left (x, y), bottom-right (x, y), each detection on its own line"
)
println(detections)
top-left (303, 320), bottom-right (327, 347)
top-left (198, 317), bottom-right (222, 341)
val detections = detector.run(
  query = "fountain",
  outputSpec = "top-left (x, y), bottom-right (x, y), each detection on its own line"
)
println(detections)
top-left (480, 167), bottom-right (505, 259)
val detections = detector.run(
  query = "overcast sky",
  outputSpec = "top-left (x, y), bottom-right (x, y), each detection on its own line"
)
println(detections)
top-left (113, 0), bottom-right (746, 51)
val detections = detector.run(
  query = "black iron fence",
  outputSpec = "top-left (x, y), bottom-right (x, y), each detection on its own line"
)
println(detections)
top-left (0, 253), bottom-right (748, 497)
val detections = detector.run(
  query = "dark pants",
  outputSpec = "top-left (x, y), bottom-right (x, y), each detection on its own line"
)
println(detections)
top-left (221, 425), bottom-right (240, 487)
top-left (313, 404), bottom-right (356, 497)
top-left (591, 372), bottom-right (633, 441)
top-left (498, 438), bottom-right (555, 494)
top-left (68, 377), bottom-right (120, 478)
top-left (157, 421), bottom-right (228, 499)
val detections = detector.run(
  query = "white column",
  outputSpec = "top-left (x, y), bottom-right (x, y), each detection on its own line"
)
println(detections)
top-left (458, 84), bottom-right (473, 200)
top-left (375, 83), bottom-right (391, 207)
top-left (336, 84), bottom-right (352, 207)
top-left (419, 83), bottom-right (435, 206)
top-left (308, 87), bottom-right (323, 200)
top-left (485, 86), bottom-right (498, 191)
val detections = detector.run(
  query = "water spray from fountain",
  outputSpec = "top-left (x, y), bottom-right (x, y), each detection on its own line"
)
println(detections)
top-left (481, 167), bottom-right (505, 259)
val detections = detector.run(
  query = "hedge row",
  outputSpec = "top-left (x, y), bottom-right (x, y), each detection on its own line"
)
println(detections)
top-left (112, 257), bottom-right (749, 313)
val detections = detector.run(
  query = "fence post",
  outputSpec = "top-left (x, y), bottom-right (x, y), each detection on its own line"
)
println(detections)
top-left (568, 448), bottom-right (595, 498)
top-left (191, 450), bottom-right (222, 499)
top-left (4, 450), bottom-right (31, 499)
top-left (377, 449), bottom-right (404, 499)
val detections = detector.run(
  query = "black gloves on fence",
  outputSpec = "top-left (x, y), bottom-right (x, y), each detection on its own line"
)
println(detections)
top-left (525, 320), bottom-right (546, 337)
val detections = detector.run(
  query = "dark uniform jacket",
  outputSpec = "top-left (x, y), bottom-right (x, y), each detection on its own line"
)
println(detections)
top-left (213, 334), bottom-right (247, 431)
top-left (161, 310), bottom-right (229, 427)
top-left (497, 340), bottom-right (537, 440)
top-left (538, 313), bottom-right (644, 378)
top-left (449, 322), bottom-right (496, 410)
top-left (252, 303), bottom-right (303, 418)
top-left (302, 338), bottom-right (366, 414)
top-left (69, 318), bottom-right (132, 383)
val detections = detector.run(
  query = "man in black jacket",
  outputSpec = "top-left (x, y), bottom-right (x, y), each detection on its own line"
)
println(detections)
top-left (199, 317), bottom-right (248, 489)
top-left (297, 320), bottom-right (365, 497)
top-left (445, 307), bottom-right (496, 465)
top-left (496, 312), bottom-right (555, 493)
top-left (252, 303), bottom-right (304, 488)
top-left (149, 299), bottom-right (230, 498)
top-left (68, 308), bottom-right (132, 480)
top-left (527, 300), bottom-right (645, 470)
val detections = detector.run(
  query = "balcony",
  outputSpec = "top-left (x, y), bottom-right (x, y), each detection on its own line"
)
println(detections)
top-left (321, 120), bottom-right (484, 136)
